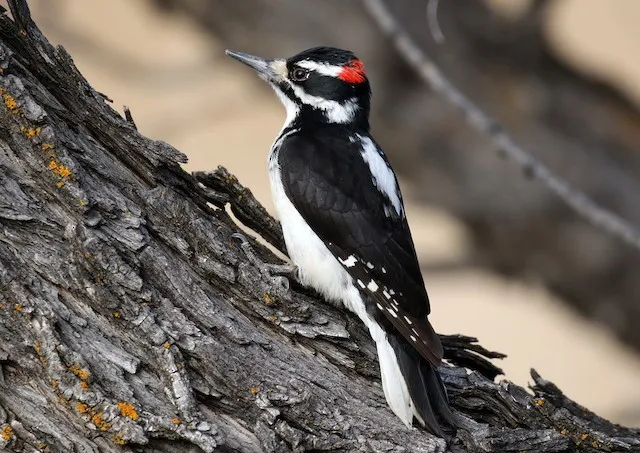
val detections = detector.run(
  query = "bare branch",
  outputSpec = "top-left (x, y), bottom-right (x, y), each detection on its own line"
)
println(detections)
top-left (363, 0), bottom-right (640, 252)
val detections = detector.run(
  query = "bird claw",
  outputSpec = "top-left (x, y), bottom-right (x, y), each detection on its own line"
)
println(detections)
top-left (232, 233), bottom-right (297, 292)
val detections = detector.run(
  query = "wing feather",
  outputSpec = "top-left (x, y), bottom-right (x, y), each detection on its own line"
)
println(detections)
top-left (278, 130), bottom-right (443, 365)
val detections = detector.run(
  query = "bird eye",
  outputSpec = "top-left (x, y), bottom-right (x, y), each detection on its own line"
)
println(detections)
top-left (290, 67), bottom-right (309, 82)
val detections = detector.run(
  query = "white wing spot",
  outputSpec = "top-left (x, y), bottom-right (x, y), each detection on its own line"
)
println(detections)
top-left (404, 316), bottom-right (412, 325)
top-left (339, 255), bottom-right (358, 268)
top-left (377, 303), bottom-right (384, 310)
top-left (357, 279), bottom-right (366, 289)
top-left (410, 335), bottom-right (417, 342)
top-left (386, 307), bottom-right (398, 318)
top-left (366, 262), bottom-right (374, 269)
top-left (383, 290), bottom-right (391, 299)
top-left (367, 280), bottom-right (379, 292)
top-left (389, 289), bottom-right (396, 296)
top-left (381, 267), bottom-right (387, 274)
top-left (358, 135), bottom-right (404, 217)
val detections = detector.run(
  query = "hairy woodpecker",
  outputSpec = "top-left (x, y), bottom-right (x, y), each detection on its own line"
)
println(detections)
top-left (226, 47), bottom-right (456, 436)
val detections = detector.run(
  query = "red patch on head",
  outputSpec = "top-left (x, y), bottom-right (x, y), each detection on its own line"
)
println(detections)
top-left (338, 59), bottom-right (366, 84)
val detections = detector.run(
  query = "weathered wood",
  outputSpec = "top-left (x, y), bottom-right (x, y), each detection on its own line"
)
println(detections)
top-left (0, 1), bottom-right (638, 452)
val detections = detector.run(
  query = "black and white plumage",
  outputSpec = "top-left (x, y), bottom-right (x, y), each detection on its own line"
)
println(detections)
top-left (226, 47), bottom-right (456, 436)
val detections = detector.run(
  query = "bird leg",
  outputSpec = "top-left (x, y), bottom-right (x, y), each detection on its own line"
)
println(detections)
top-left (231, 233), bottom-right (297, 292)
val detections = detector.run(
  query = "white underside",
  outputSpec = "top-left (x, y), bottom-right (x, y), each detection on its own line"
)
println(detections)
top-left (268, 144), bottom-right (417, 427)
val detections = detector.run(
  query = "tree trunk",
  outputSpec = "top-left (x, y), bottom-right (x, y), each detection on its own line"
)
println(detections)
top-left (0, 2), bottom-right (638, 452)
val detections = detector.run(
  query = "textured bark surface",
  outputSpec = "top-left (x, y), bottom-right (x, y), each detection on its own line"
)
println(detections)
top-left (0, 1), bottom-right (639, 452)
top-left (152, 0), bottom-right (640, 353)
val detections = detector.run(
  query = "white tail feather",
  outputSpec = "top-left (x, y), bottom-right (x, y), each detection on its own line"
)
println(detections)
top-left (376, 335), bottom-right (414, 427)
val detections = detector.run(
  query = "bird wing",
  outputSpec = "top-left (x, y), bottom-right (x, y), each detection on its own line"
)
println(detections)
top-left (277, 130), bottom-right (443, 365)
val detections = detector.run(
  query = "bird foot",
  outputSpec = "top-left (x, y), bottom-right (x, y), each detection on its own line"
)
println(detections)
top-left (232, 233), bottom-right (297, 293)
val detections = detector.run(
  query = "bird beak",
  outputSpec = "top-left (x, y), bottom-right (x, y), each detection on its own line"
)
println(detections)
top-left (225, 50), bottom-right (278, 81)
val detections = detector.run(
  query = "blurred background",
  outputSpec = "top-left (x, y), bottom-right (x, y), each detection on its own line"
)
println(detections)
top-left (15, 0), bottom-right (640, 426)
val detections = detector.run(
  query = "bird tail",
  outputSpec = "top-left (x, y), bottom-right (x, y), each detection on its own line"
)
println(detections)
top-left (385, 333), bottom-right (457, 437)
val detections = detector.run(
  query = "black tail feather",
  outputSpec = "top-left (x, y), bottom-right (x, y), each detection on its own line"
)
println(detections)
top-left (388, 333), bottom-right (457, 436)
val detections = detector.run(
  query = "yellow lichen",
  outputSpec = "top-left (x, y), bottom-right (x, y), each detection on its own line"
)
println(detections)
top-left (535, 399), bottom-right (544, 407)
top-left (69, 363), bottom-right (90, 381)
top-left (171, 417), bottom-right (181, 425)
top-left (580, 433), bottom-right (588, 441)
top-left (249, 386), bottom-right (260, 395)
top-left (3, 93), bottom-right (18, 113)
top-left (264, 292), bottom-right (272, 304)
top-left (22, 127), bottom-right (40, 138)
top-left (41, 143), bottom-right (53, 151)
top-left (163, 342), bottom-right (171, 349)
top-left (1, 425), bottom-right (13, 441)
top-left (34, 341), bottom-right (41, 355)
top-left (113, 311), bottom-right (121, 318)
top-left (51, 379), bottom-right (59, 389)
top-left (117, 401), bottom-right (139, 421)
top-left (91, 412), bottom-right (111, 431)
top-left (112, 434), bottom-right (126, 446)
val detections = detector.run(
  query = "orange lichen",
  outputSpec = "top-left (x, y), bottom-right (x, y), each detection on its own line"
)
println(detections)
top-left (14, 304), bottom-right (23, 312)
top-left (163, 342), bottom-right (171, 349)
top-left (1, 425), bottom-right (13, 441)
top-left (171, 417), bottom-right (181, 425)
top-left (0, 304), bottom-right (4, 309)
top-left (249, 386), bottom-right (260, 395)
top-left (91, 412), bottom-right (111, 431)
top-left (51, 379), bottom-right (59, 390)
top-left (69, 364), bottom-right (90, 381)
top-left (117, 401), bottom-right (139, 421)
top-left (48, 160), bottom-right (72, 179)
top-left (76, 402), bottom-right (89, 414)
top-left (41, 143), bottom-right (53, 152)
top-left (34, 341), bottom-right (41, 355)
top-left (80, 381), bottom-right (90, 391)
top-left (580, 433), bottom-right (589, 441)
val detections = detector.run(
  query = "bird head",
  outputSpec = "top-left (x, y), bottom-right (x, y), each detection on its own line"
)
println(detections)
top-left (226, 47), bottom-right (371, 130)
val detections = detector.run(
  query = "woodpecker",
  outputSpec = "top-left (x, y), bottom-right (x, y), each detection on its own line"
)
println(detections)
top-left (226, 47), bottom-right (456, 436)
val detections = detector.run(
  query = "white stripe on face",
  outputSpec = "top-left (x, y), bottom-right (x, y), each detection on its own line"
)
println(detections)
top-left (296, 60), bottom-right (343, 77)
top-left (287, 82), bottom-right (359, 124)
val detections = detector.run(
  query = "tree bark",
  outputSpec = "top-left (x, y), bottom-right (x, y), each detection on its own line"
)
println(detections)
top-left (151, 0), bottom-right (640, 354)
top-left (0, 2), bottom-right (638, 452)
